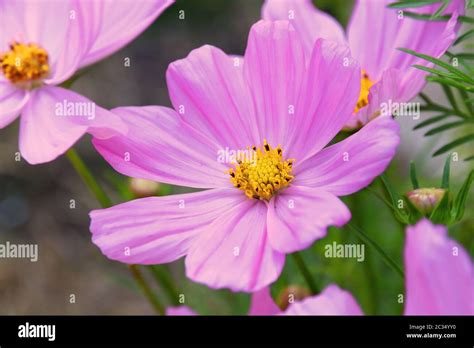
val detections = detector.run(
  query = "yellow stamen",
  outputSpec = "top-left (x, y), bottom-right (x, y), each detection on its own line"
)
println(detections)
top-left (0, 42), bottom-right (49, 86)
top-left (228, 140), bottom-right (294, 201)
top-left (354, 70), bottom-right (374, 113)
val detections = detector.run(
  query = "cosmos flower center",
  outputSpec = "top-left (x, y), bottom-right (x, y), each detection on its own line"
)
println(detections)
top-left (354, 70), bottom-right (374, 113)
top-left (228, 140), bottom-right (294, 201)
top-left (0, 42), bottom-right (49, 86)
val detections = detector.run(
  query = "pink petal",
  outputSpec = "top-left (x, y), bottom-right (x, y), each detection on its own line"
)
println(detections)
top-left (166, 306), bottom-right (197, 316)
top-left (283, 285), bottom-right (363, 315)
top-left (262, 0), bottom-right (346, 56)
top-left (185, 200), bottom-right (285, 292)
top-left (267, 186), bottom-right (350, 253)
top-left (0, 0), bottom-right (71, 62)
top-left (90, 189), bottom-right (244, 264)
top-left (286, 38), bottom-right (361, 161)
top-left (44, 2), bottom-right (90, 84)
top-left (248, 287), bottom-right (281, 315)
top-left (348, 0), bottom-right (463, 83)
top-left (243, 20), bottom-right (305, 148)
top-left (397, 13), bottom-right (460, 102)
top-left (92, 106), bottom-right (231, 189)
top-left (404, 219), bottom-right (474, 315)
top-left (19, 86), bottom-right (126, 164)
top-left (295, 116), bottom-right (400, 196)
top-left (0, 82), bottom-right (29, 128)
top-left (167, 45), bottom-right (258, 150)
top-left (79, 0), bottom-right (174, 67)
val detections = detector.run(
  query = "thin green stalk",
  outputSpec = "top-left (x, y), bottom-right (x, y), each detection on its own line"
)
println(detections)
top-left (291, 252), bottom-right (319, 294)
top-left (148, 265), bottom-right (180, 305)
top-left (129, 265), bottom-right (165, 315)
top-left (66, 147), bottom-right (165, 314)
top-left (347, 223), bottom-right (404, 280)
top-left (66, 148), bottom-right (112, 208)
top-left (350, 194), bottom-right (377, 314)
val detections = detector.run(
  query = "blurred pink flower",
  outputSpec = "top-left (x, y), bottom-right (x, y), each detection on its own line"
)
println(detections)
top-left (404, 219), bottom-right (473, 315)
top-left (262, 0), bottom-right (464, 129)
top-left (0, 0), bottom-right (173, 164)
top-left (90, 20), bottom-right (400, 292)
top-left (169, 219), bottom-right (473, 315)
top-left (167, 285), bottom-right (363, 315)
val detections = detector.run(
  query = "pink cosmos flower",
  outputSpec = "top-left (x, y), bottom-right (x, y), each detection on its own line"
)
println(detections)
top-left (90, 20), bottom-right (400, 292)
top-left (262, 0), bottom-right (464, 129)
top-left (0, 0), bottom-right (173, 164)
top-left (403, 219), bottom-right (473, 315)
top-left (169, 219), bottom-right (473, 315)
top-left (167, 285), bottom-right (363, 315)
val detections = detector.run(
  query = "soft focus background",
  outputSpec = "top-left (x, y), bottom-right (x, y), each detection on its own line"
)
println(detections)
top-left (0, 0), bottom-right (472, 314)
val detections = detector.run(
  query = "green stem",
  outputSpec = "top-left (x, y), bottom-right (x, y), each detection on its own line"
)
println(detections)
top-left (129, 265), bottom-right (165, 315)
top-left (291, 252), bottom-right (319, 294)
top-left (347, 223), bottom-right (404, 279)
top-left (349, 194), bottom-right (377, 315)
top-left (66, 147), bottom-right (165, 314)
top-left (66, 148), bottom-right (112, 208)
top-left (148, 265), bottom-right (180, 305)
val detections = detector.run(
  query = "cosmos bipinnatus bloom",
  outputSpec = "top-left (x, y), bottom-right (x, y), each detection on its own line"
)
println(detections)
top-left (90, 20), bottom-right (400, 292)
top-left (262, 0), bottom-right (464, 129)
top-left (0, 0), bottom-right (173, 164)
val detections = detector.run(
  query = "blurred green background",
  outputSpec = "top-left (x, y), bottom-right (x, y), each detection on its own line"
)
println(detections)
top-left (0, 0), bottom-right (472, 315)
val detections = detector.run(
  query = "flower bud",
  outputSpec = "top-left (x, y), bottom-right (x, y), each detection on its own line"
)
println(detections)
top-left (129, 178), bottom-right (161, 198)
top-left (277, 285), bottom-right (311, 311)
top-left (406, 188), bottom-right (446, 216)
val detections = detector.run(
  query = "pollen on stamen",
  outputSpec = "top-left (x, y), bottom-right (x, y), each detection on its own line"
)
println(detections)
top-left (354, 69), bottom-right (374, 113)
top-left (228, 140), bottom-right (294, 201)
top-left (0, 42), bottom-right (49, 86)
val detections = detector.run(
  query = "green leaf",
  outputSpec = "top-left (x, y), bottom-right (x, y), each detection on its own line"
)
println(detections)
top-left (431, 0), bottom-right (449, 19)
top-left (426, 76), bottom-right (474, 92)
top-left (380, 173), bottom-right (398, 207)
top-left (404, 196), bottom-right (425, 224)
top-left (424, 121), bottom-right (466, 136)
top-left (399, 48), bottom-right (474, 83)
top-left (420, 104), bottom-right (451, 113)
top-left (433, 134), bottom-right (474, 156)
top-left (459, 89), bottom-right (474, 116)
top-left (451, 170), bottom-right (474, 221)
top-left (446, 51), bottom-right (474, 73)
top-left (429, 189), bottom-right (451, 224)
top-left (413, 114), bottom-right (451, 130)
top-left (409, 161), bottom-right (420, 189)
top-left (412, 64), bottom-right (462, 80)
top-left (451, 53), bottom-right (474, 60)
top-left (402, 12), bottom-right (474, 24)
top-left (454, 29), bottom-right (474, 46)
top-left (441, 154), bottom-right (451, 189)
top-left (387, 0), bottom-right (442, 9)
top-left (441, 85), bottom-right (460, 113)
top-left (379, 174), bottom-right (413, 223)
top-left (418, 92), bottom-right (433, 104)
top-left (464, 98), bottom-right (474, 104)
top-left (464, 155), bottom-right (474, 161)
